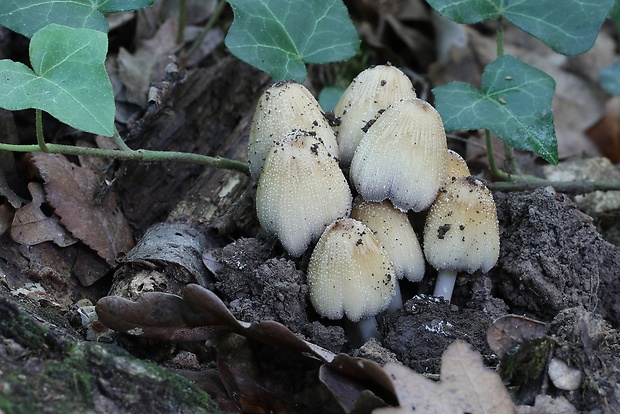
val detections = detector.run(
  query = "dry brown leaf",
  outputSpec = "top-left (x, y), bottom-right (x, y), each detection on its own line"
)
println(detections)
top-left (487, 315), bottom-right (547, 359)
top-left (0, 203), bottom-right (13, 236)
top-left (375, 340), bottom-right (517, 414)
top-left (31, 153), bottom-right (134, 266)
top-left (586, 96), bottom-right (620, 163)
top-left (10, 182), bottom-right (78, 247)
top-left (117, 18), bottom-right (182, 106)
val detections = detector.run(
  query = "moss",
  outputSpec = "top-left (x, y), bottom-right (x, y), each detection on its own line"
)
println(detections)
top-left (0, 341), bottom-right (220, 413)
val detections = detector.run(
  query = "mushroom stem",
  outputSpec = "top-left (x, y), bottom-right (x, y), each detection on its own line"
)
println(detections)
top-left (346, 316), bottom-right (381, 346)
top-left (433, 269), bottom-right (458, 301)
top-left (386, 280), bottom-right (403, 314)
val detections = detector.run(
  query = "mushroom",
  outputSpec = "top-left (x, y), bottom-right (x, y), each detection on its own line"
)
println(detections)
top-left (350, 197), bottom-right (425, 312)
top-left (248, 81), bottom-right (339, 181)
top-left (307, 217), bottom-right (395, 342)
top-left (445, 149), bottom-right (471, 184)
top-left (333, 64), bottom-right (417, 167)
top-left (256, 130), bottom-right (352, 257)
top-left (423, 176), bottom-right (500, 301)
top-left (349, 98), bottom-right (448, 212)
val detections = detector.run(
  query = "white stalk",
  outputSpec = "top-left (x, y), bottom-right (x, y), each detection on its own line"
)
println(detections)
top-left (433, 269), bottom-right (458, 301)
top-left (345, 316), bottom-right (381, 347)
top-left (386, 279), bottom-right (403, 314)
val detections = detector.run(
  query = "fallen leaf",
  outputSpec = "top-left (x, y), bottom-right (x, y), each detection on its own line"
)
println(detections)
top-left (487, 314), bottom-right (547, 358)
top-left (10, 182), bottom-right (78, 247)
top-left (31, 153), bottom-right (134, 266)
top-left (0, 203), bottom-right (13, 236)
top-left (96, 284), bottom-right (394, 387)
top-left (117, 18), bottom-right (181, 106)
top-left (586, 96), bottom-right (620, 163)
top-left (97, 284), bottom-right (401, 412)
top-left (374, 340), bottom-right (517, 414)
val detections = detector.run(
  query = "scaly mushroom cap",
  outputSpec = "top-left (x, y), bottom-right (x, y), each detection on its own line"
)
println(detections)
top-left (333, 65), bottom-right (417, 167)
top-left (445, 149), bottom-right (471, 185)
top-left (423, 176), bottom-right (500, 274)
top-left (248, 81), bottom-right (339, 181)
top-left (307, 218), bottom-right (395, 322)
top-left (350, 197), bottom-right (425, 282)
top-left (256, 131), bottom-right (352, 257)
top-left (350, 98), bottom-right (448, 212)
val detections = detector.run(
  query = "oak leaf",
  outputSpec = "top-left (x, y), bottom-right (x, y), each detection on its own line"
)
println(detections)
top-left (375, 340), bottom-right (517, 414)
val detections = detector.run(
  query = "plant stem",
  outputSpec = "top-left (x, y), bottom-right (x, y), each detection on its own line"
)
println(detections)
top-left (496, 16), bottom-right (504, 57)
top-left (35, 109), bottom-right (49, 153)
top-left (487, 179), bottom-right (620, 194)
top-left (183, 0), bottom-right (228, 61)
top-left (492, 16), bottom-right (524, 178)
top-left (0, 143), bottom-right (250, 174)
top-left (177, 0), bottom-right (187, 44)
top-left (503, 144), bottom-right (522, 176)
top-left (485, 129), bottom-right (509, 181)
top-left (112, 128), bottom-right (133, 152)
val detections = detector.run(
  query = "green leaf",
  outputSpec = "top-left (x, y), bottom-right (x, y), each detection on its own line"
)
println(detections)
top-left (433, 55), bottom-right (558, 165)
top-left (426, 0), bottom-right (614, 56)
top-left (600, 61), bottom-right (620, 95)
top-left (318, 86), bottom-right (345, 112)
top-left (0, 24), bottom-right (115, 136)
top-left (0, 0), bottom-right (155, 38)
top-left (225, 0), bottom-right (360, 82)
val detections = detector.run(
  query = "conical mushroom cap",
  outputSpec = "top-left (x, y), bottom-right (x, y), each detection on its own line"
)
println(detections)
top-left (249, 81), bottom-right (339, 181)
top-left (256, 131), bottom-right (352, 257)
top-left (423, 176), bottom-right (500, 274)
top-left (308, 218), bottom-right (395, 322)
top-left (445, 149), bottom-right (470, 185)
top-left (350, 98), bottom-right (448, 212)
top-left (351, 197), bottom-right (425, 282)
top-left (333, 65), bottom-right (416, 167)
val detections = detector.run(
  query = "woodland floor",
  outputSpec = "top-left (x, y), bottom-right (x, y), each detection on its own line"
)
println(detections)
top-left (2, 1), bottom-right (620, 413)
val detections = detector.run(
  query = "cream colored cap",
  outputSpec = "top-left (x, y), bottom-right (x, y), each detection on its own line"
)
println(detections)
top-left (256, 131), bottom-right (352, 257)
top-left (308, 218), bottom-right (395, 322)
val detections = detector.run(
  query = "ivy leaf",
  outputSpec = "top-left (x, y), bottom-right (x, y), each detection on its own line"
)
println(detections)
top-left (318, 86), bottom-right (346, 112)
top-left (225, 0), bottom-right (360, 82)
top-left (0, 24), bottom-right (115, 136)
top-left (599, 61), bottom-right (620, 95)
top-left (426, 0), bottom-right (614, 56)
top-left (0, 0), bottom-right (155, 38)
top-left (433, 55), bottom-right (558, 165)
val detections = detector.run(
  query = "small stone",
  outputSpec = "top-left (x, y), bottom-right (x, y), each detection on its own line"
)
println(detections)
top-left (548, 357), bottom-right (582, 391)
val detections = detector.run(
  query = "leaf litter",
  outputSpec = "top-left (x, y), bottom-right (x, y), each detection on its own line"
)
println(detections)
top-left (96, 283), bottom-right (517, 413)
top-left (31, 152), bottom-right (134, 267)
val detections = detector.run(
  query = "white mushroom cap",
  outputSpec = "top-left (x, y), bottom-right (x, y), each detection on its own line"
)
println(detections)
top-left (349, 98), bottom-right (448, 212)
top-left (307, 218), bottom-right (395, 322)
top-left (248, 81), bottom-right (339, 181)
top-left (351, 197), bottom-right (425, 282)
top-left (423, 176), bottom-right (500, 274)
top-left (445, 149), bottom-right (471, 184)
top-left (333, 65), bottom-right (417, 167)
top-left (256, 131), bottom-right (352, 257)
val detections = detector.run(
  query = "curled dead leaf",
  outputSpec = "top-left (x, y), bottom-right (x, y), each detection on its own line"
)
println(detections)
top-left (31, 153), bottom-right (134, 266)
top-left (97, 285), bottom-right (519, 413)
top-left (10, 182), bottom-right (78, 247)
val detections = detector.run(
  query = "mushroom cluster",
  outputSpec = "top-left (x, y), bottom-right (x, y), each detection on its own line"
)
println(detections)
top-left (249, 64), bottom-right (500, 341)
